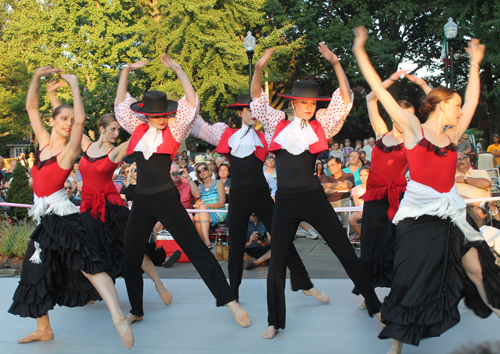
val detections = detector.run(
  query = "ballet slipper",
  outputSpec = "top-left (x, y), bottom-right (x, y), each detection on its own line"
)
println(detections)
top-left (127, 313), bottom-right (144, 324)
top-left (387, 339), bottom-right (403, 354)
top-left (375, 312), bottom-right (386, 328)
top-left (303, 287), bottom-right (330, 303)
top-left (114, 315), bottom-right (134, 349)
top-left (227, 301), bottom-right (251, 327)
top-left (358, 299), bottom-right (367, 310)
top-left (262, 326), bottom-right (278, 339)
top-left (17, 329), bottom-right (54, 344)
top-left (156, 285), bottom-right (173, 306)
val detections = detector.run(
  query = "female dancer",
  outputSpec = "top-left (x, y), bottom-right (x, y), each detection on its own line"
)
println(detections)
top-left (9, 67), bottom-right (133, 348)
top-left (354, 70), bottom-right (431, 308)
top-left (114, 56), bottom-right (250, 327)
top-left (353, 26), bottom-right (500, 353)
top-left (48, 87), bottom-right (172, 305)
top-left (251, 46), bottom-right (381, 339)
top-left (190, 96), bottom-right (329, 302)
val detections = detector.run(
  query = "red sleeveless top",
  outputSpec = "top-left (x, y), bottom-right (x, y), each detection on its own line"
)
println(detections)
top-left (406, 129), bottom-right (457, 193)
top-left (32, 146), bottom-right (73, 197)
top-left (363, 134), bottom-right (408, 220)
top-left (79, 143), bottom-right (125, 221)
top-left (215, 127), bottom-right (268, 163)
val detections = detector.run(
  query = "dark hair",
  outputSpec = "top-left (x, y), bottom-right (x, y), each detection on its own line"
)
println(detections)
top-left (98, 113), bottom-right (117, 129)
top-left (359, 166), bottom-right (370, 174)
top-left (52, 104), bottom-right (73, 119)
top-left (315, 161), bottom-right (324, 175)
top-left (327, 156), bottom-right (342, 165)
top-left (420, 87), bottom-right (458, 115)
top-left (397, 100), bottom-right (414, 111)
top-left (217, 163), bottom-right (231, 179)
top-left (349, 150), bottom-right (360, 158)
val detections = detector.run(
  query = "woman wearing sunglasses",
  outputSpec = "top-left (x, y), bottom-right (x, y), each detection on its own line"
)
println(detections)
top-left (114, 56), bottom-right (250, 329)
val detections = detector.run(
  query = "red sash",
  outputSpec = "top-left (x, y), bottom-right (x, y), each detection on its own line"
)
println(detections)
top-left (363, 172), bottom-right (407, 220)
top-left (268, 120), bottom-right (328, 154)
top-left (80, 182), bottom-right (125, 222)
top-left (215, 127), bottom-right (268, 163)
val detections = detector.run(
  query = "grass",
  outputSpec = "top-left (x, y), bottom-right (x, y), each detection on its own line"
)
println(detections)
top-left (0, 219), bottom-right (35, 258)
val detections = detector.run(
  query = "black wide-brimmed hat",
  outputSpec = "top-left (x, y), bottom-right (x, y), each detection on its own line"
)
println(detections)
top-left (130, 91), bottom-right (178, 116)
top-left (278, 80), bottom-right (331, 101)
top-left (226, 94), bottom-right (252, 110)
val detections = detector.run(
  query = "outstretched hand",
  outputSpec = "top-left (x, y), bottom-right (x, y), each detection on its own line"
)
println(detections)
top-left (61, 74), bottom-right (78, 86)
top-left (319, 43), bottom-right (339, 65)
top-left (47, 81), bottom-right (67, 93)
top-left (405, 73), bottom-right (426, 86)
top-left (352, 26), bottom-right (369, 50)
top-left (35, 66), bottom-right (62, 78)
top-left (466, 38), bottom-right (485, 65)
top-left (161, 54), bottom-right (182, 73)
top-left (255, 48), bottom-right (274, 70)
top-left (127, 59), bottom-right (148, 71)
top-left (389, 69), bottom-right (409, 82)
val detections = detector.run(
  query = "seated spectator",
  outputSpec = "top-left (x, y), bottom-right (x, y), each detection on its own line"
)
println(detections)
top-left (264, 171), bottom-right (277, 199)
top-left (172, 163), bottom-right (200, 209)
top-left (315, 161), bottom-right (326, 181)
top-left (342, 150), bottom-right (362, 185)
top-left (193, 161), bottom-right (227, 248)
top-left (64, 180), bottom-right (81, 206)
top-left (264, 155), bottom-right (277, 185)
top-left (217, 163), bottom-right (231, 202)
top-left (359, 150), bottom-right (370, 166)
top-left (318, 149), bottom-right (330, 165)
top-left (348, 166), bottom-right (369, 242)
top-left (243, 214), bottom-right (271, 270)
top-left (188, 157), bottom-right (195, 172)
top-left (113, 162), bottom-right (130, 185)
top-left (180, 150), bottom-right (189, 163)
top-left (355, 140), bottom-right (363, 152)
top-left (216, 156), bottom-right (225, 168)
top-left (4, 159), bottom-right (17, 187)
top-left (457, 133), bottom-right (472, 159)
top-left (120, 162), bottom-right (136, 206)
top-left (27, 152), bottom-right (36, 170)
top-left (322, 157), bottom-right (354, 226)
top-left (341, 139), bottom-right (353, 165)
top-left (18, 153), bottom-right (28, 168)
top-left (487, 134), bottom-right (500, 168)
top-left (455, 152), bottom-right (492, 227)
top-left (209, 159), bottom-right (218, 179)
top-left (329, 142), bottom-right (343, 162)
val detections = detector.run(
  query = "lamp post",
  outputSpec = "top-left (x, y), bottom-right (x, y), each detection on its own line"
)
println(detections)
top-left (244, 31), bottom-right (256, 92)
top-left (444, 18), bottom-right (458, 91)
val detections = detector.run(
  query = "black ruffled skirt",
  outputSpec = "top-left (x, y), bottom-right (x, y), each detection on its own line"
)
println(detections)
top-left (353, 198), bottom-right (396, 294)
top-left (9, 212), bottom-right (104, 318)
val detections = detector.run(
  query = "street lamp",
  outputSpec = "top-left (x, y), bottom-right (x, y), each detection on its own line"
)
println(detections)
top-left (244, 31), bottom-right (256, 92)
top-left (444, 18), bottom-right (458, 91)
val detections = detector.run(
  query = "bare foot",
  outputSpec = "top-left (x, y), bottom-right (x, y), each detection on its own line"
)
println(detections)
top-left (156, 285), bottom-right (173, 305)
top-left (358, 299), bottom-right (367, 310)
top-left (126, 313), bottom-right (144, 324)
top-left (227, 300), bottom-right (251, 327)
top-left (18, 329), bottom-right (54, 344)
top-left (387, 339), bottom-right (403, 354)
top-left (303, 287), bottom-right (330, 303)
top-left (114, 315), bottom-right (134, 349)
top-left (262, 326), bottom-right (278, 339)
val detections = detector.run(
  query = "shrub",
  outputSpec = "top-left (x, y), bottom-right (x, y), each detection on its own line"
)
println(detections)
top-left (0, 219), bottom-right (35, 258)
top-left (6, 162), bottom-right (33, 220)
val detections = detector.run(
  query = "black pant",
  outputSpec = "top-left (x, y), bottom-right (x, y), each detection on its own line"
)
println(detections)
top-left (267, 187), bottom-right (381, 329)
top-left (123, 187), bottom-right (235, 317)
top-left (228, 188), bottom-right (314, 300)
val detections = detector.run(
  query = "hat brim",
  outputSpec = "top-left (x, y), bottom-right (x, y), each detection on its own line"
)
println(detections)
top-left (226, 103), bottom-right (251, 110)
top-left (277, 93), bottom-right (332, 101)
top-left (130, 101), bottom-right (178, 116)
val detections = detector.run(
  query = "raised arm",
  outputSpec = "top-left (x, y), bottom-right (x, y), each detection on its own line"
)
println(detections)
top-left (319, 43), bottom-right (352, 107)
top-left (190, 114), bottom-right (228, 146)
top-left (352, 26), bottom-right (421, 148)
top-left (114, 60), bottom-right (148, 134)
top-left (47, 81), bottom-right (66, 110)
top-left (59, 74), bottom-right (85, 169)
top-left (366, 69), bottom-right (407, 138)
top-left (161, 54), bottom-right (197, 108)
top-left (109, 139), bottom-right (131, 164)
top-left (445, 39), bottom-right (485, 142)
top-left (26, 66), bottom-right (62, 148)
top-left (250, 48), bottom-right (285, 144)
top-left (404, 74), bottom-right (432, 96)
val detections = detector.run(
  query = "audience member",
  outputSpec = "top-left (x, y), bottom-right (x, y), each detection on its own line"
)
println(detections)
top-left (193, 161), bottom-right (227, 248)
top-left (171, 163), bottom-right (200, 209)
top-left (315, 161), bottom-right (326, 181)
top-left (455, 152), bottom-right (492, 227)
top-left (64, 180), bottom-right (81, 206)
top-left (363, 137), bottom-right (374, 162)
top-left (27, 152), bottom-right (36, 170)
top-left (0, 156), bottom-right (9, 214)
top-left (204, 148), bottom-right (212, 160)
top-left (243, 214), bottom-right (271, 270)
top-left (216, 156), bottom-right (225, 167)
top-left (457, 133), bottom-right (473, 159)
top-left (348, 166), bottom-right (369, 242)
top-left (209, 159), bottom-right (218, 179)
top-left (119, 162), bottom-right (136, 205)
top-left (113, 163), bottom-right (130, 185)
top-left (487, 134), bottom-right (500, 168)
top-left (322, 157), bottom-right (354, 226)
top-left (188, 157), bottom-right (195, 172)
top-left (180, 150), bottom-right (189, 163)
top-left (341, 139), bottom-right (353, 165)
top-left (359, 150), bottom-right (370, 166)
top-left (355, 140), bottom-right (363, 152)
top-left (264, 171), bottom-right (277, 198)
top-left (329, 142), bottom-right (343, 162)
top-left (217, 163), bottom-right (231, 202)
top-left (264, 155), bottom-right (277, 185)
top-left (342, 150), bottom-right (362, 185)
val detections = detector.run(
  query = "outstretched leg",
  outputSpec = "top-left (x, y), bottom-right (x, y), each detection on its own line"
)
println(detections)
top-left (142, 255), bottom-right (172, 306)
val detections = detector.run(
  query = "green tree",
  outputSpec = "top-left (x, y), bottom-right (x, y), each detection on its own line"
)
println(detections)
top-left (6, 162), bottom-right (33, 221)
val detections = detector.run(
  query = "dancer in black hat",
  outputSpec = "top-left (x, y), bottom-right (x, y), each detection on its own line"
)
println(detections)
top-left (190, 95), bottom-right (329, 302)
top-left (251, 46), bottom-right (381, 339)
top-left (114, 57), bottom-right (250, 328)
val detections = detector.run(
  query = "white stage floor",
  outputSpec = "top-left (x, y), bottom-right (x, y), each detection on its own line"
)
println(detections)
top-left (0, 278), bottom-right (498, 353)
